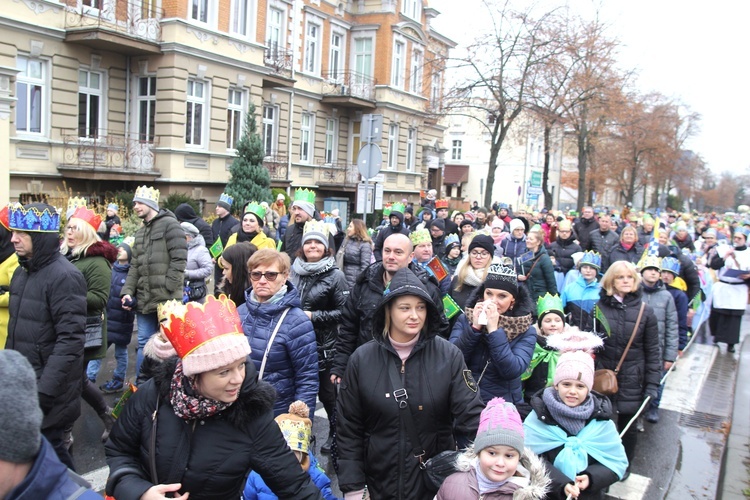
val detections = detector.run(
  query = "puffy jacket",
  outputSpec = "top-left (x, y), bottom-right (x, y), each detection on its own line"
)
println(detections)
top-left (105, 358), bottom-right (323, 500)
top-left (336, 333), bottom-right (483, 500)
top-left (604, 241), bottom-right (643, 272)
top-left (7, 231), bottom-right (87, 431)
top-left (184, 234), bottom-right (213, 282)
top-left (6, 437), bottom-right (101, 500)
top-left (0, 249), bottom-right (19, 348)
top-left (107, 262), bottom-right (135, 346)
top-left (122, 209), bottom-right (187, 314)
top-left (237, 283), bottom-right (319, 415)
top-left (339, 238), bottom-right (372, 289)
top-left (666, 285), bottom-right (689, 350)
top-left (594, 289), bottom-right (661, 414)
top-left (449, 285), bottom-right (537, 405)
top-left (561, 275), bottom-right (601, 330)
top-left (637, 227), bottom-right (654, 246)
top-left (641, 281), bottom-right (679, 362)
top-left (242, 452), bottom-right (339, 500)
top-left (331, 262), bottom-right (449, 378)
top-left (68, 241), bottom-right (118, 362)
top-left (292, 259), bottom-right (349, 371)
top-left (500, 235), bottom-right (527, 270)
top-left (518, 246), bottom-right (558, 305)
top-left (587, 229), bottom-right (619, 256)
top-left (372, 223), bottom-right (410, 262)
top-left (573, 216), bottom-right (598, 251)
top-left (174, 203), bottom-right (214, 247)
top-left (548, 234), bottom-right (582, 274)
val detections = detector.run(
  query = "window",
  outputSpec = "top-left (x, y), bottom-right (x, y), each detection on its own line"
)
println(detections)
top-left (410, 49), bottom-right (423, 94)
top-left (190, 0), bottom-right (209, 23)
top-left (82, 0), bottom-right (103, 9)
top-left (137, 76), bottom-right (156, 143)
top-left (266, 7), bottom-right (284, 53)
top-left (406, 127), bottom-right (416, 172)
top-left (299, 112), bottom-right (314, 163)
top-left (387, 123), bottom-right (399, 170)
top-left (231, 0), bottom-right (254, 37)
top-left (16, 56), bottom-right (46, 135)
top-left (226, 88), bottom-right (244, 150)
top-left (392, 41), bottom-right (405, 88)
top-left (186, 79), bottom-right (206, 147)
top-left (262, 105), bottom-right (277, 156)
top-left (353, 37), bottom-right (374, 79)
top-left (325, 118), bottom-right (337, 163)
top-left (430, 72), bottom-right (441, 109)
top-left (304, 20), bottom-right (321, 75)
top-left (451, 140), bottom-right (462, 161)
top-left (78, 69), bottom-right (102, 139)
top-left (329, 31), bottom-right (343, 80)
top-left (401, 0), bottom-right (421, 20)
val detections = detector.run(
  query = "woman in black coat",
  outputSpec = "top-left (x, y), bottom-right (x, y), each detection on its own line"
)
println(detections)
top-left (336, 268), bottom-right (483, 500)
top-left (604, 226), bottom-right (643, 272)
top-left (594, 261), bottom-right (661, 478)
top-left (291, 221), bottom-right (349, 452)
top-left (336, 218), bottom-right (372, 289)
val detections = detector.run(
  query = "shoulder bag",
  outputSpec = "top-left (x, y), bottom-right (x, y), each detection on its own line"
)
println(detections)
top-left (84, 313), bottom-right (104, 351)
top-left (593, 302), bottom-right (645, 396)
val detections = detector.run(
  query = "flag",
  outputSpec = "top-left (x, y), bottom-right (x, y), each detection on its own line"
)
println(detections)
top-left (426, 256), bottom-right (449, 282)
top-left (209, 237), bottom-right (224, 259)
top-left (442, 294), bottom-right (461, 320)
top-left (593, 305), bottom-right (611, 337)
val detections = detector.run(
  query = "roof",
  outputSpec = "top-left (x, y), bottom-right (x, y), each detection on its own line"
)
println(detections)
top-left (444, 164), bottom-right (469, 185)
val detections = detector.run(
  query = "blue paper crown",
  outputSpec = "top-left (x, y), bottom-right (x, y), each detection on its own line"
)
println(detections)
top-left (661, 257), bottom-right (681, 275)
top-left (219, 193), bottom-right (234, 207)
top-left (8, 203), bottom-right (61, 232)
top-left (444, 233), bottom-right (460, 247)
top-left (735, 227), bottom-right (750, 239)
top-left (578, 251), bottom-right (602, 270)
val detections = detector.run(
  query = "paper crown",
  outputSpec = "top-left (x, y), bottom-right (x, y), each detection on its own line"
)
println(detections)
top-left (157, 300), bottom-right (187, 325)
top-left (293, 188), bottom-right (316, 204)
top-left (638, 255), bottom-right (662, 272)
top-left (383, 206), bottom-right (392, 217)
top-left (537, 293), bottom-right (564, 319)
top-left (0, 205), bottom-right (9, 230)
top-left (578, 251), bottom-right (602, 270)
top-left (444, 233), bottom-right (460, 247)
top-left (159, 295), bottom-right (244, 359)
top-left (219, 192), bottom-right (234, 207)
top-left (410, 228), bottom-right (431, 246)
top-left (303, 219), bottom-right (330, 239)
top-left (244, 202), bottom-right (266, 220)
top-left (435, 199), bottom-right (449, 209)
top-left (70, 206), bottom-right (102, 231)
top-left (486, 264), bottom-right (516, 283)
top-left (134, 185), bottom-right (160, 204)
top-left (8, 203), bottom-right (61, 232)
top-left (391, 202), bottom-right (405, 215)
top-left (735, 227), bottom-right (750, 239)
top-left (661, 256), bottom-right (681, 275)
top-left (67, 196), bottom-right (88, 214)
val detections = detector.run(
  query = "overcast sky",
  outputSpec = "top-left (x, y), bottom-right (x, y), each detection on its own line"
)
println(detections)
top-left (429, 0), bottom-right (749, 176)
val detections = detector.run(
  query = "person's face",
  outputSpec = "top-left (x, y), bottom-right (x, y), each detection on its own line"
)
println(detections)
top-left (249, 263), bottom-right (287, 302)
top-left (540, 313), bottom-right (565, 336)
top-left (580, 265), bottom-right (598, 281)
top-left (194, 359), bottom-right (246, 403)
top-left (499, 208), bottom-right (508, 217)
top-left (133, 201), bottom-right (153, 219)
top-left (303, 238), bottom-right (326, 263)
top-left (215, 205), bottom-right (229, 218)
top-left (613, 271), bottom-right (635, 295)
top-left (388, 296), bottom-right (427, 342)
top-left (483, 288), bottom-right (515, 314)
top-left (347, 223), bottom-right (354, 236)
top-left (476, 212), bottom-right (486, 224)
top-left (382, 237), bottom-right (413, 273)
top-left (599, 217), bottom-right (611, 231)
top-left (454, 214), bottom-right (464, 224)
top-left (641, 268), bottom-right (660, 286)
top-left (643, 220), bottom-right (654, 232)
top-left (478, 446), bottom-right (520, 483)
top-left (733, 234), bottom-right (746, 247)
top-left (703, 234), bottom-right (716, 247)
top-left (513, 227), bottom-right (525, 239)
top-left (117, 247), bottom-right (128, 262)
top-left (658, 232), bottom-right (669, 245)
top-left (422, 212), bottom-right (432, 222)
top-left (526, 232), bottom-right (539, 250)
top-left (414, 242), bottom-right (433, 263)
top-left (429, 225), bottom-right (444, 239)
top-left (390, 215), bottom-right (401, 227)
top-left (220, 258), bottom-right (233, 284)
top-left (448, 246), bottom-right (461, 259)
top-left (621, 229), bottom-right (637, 245)
top-left (462, 224), bottom-right (474, 235)
top-left (661, 271), bottom-right (675, 285)
top-left (292, 205), bottom-right (312, 224)
top-left (582, 207), bottom-right (594, 219)
top-left (65, 220), bottom-right (82, 248)
top-left (546, 214), bottom-right (555, 225)
top-left (469, 248), bottom-right (491, 269)
top-left (242, 213), bottom-right (260, 234)
top-left (106, 208), bottom-right (116, 217)
top-left (557, 227), bottom-right (572, 239)
top-left (437, 208), bottom-right (448, 219)
top-left (110, 227), bottom-right (119, 237)
top-left (556, 379), bottom-right (589, 408)
top-left (10, 231), bottom-right (33, 258)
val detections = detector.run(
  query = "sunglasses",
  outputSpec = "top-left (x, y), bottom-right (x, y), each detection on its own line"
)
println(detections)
top-left (250, 271), bottom-right (281, 282)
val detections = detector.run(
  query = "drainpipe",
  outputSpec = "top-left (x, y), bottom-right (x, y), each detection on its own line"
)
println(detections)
top-left (124, 56), bottom-right (131, 170)
top-left (286, 0), bottom-right (298, 194)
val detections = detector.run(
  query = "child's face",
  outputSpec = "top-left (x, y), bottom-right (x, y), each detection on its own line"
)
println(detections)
top-left (117, 247), bottom-right (128, 262)
top-left (556, 380), bottom-right (589, 408)
top-left (540, 314), bottom-right (564, 336)
top-left (641, 268), bottom-right (660, 286)
top-left (448, 247), bottom-right (461, 259)
top-left (478, 445), bottom-right (520, 482)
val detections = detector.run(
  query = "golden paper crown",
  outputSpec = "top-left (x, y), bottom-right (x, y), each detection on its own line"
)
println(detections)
top-left (67, 197), bottom-right (88, 213)
top-left (410, 228), bottom-right (431, 246)
top-left (71, 206), bottom-right (102, 231)
top-left (302, 220), bottom-right (330, 240)
top-left (134, 185), bottom-right (160, 204)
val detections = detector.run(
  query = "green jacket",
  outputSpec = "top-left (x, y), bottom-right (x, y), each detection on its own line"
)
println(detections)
top-left (519, 246), bottom-right (558, 305)
top-left (122, 210), bottom-right (187, 314)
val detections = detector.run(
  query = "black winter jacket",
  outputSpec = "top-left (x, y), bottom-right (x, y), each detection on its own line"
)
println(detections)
top-left (340, 238), bottom-right (372, 289)
top-left (105, 358), bottom-right (323, 500)
top-left (372, 223), bottom-right (410, 261)
top-left (174, 203), bottom-right (214, 247)
top-left (594, 289), bottom-right (661, 414)
top-left (548, 234), bottom-right (582, 274)
top-left (587, 229), bottom-right (619, 256)
top-left (211, 213), bottom-right (239, 248)
top-left (574, 217), bottom-right (598, 251)
top-left (6, 231), bottom-right (87, 431)
top-left (107, 262), bottom-right (135, 346)
top-left (605, 241), bottom-right (644, 272)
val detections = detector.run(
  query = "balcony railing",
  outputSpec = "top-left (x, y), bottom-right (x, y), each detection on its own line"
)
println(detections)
top-left (263, 153), bottom-right (289, 181)
top-left (64, 0), bottom-right (162, 43)
top-left (316, 162), bottom-right (360, 187)
top-left (321, 71), bottom-right (376, 102)
top-left (62, 130), bottom-right (159, 172)
top-left (264, 44), bottom-right (293, 76)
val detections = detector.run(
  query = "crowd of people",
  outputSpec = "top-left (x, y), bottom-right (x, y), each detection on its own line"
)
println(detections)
top-left (0, 185), bottom-right (746, 499)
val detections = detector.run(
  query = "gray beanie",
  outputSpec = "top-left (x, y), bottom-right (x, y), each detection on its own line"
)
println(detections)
top-left (292, 200), bottom-right (316, 218)
top-left (0, 350), bottom-right (43, 463)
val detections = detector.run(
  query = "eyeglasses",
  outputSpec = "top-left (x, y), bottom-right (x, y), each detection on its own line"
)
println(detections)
top-left (558, 230), bottom-right (571, 233)
top-left (470, 251), bottom-right (490, 258)
top-left (250, 271), bottom-right (281, 282)
top-left (65, 225), bottom-right (79, 232)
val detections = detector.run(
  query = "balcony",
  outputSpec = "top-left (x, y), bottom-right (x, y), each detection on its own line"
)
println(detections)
top-left (64, 0), bottom-right (162, 55)
top-left (321, 71), bottom-right (377, 109)
top-left (262, 44), bottom-right (295, 88)
top-left (316, 162), bottom-right (360, 190)
top-left (263, 153), bottom-right (290, 184)
top-left (59, 130), bottom-right (160, 181)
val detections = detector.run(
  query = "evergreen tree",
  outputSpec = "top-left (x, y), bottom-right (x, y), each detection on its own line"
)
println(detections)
top-left (225, 102), bottom-right (271, 209)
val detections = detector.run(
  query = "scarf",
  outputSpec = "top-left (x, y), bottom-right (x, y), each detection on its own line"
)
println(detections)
top-left (237, 230), bottom-right (258, 243)
top-left (524, 408), bottom-right (628, 481)
top-left (621, 242), bottom-right (634, 251)
top-left (250, 284), bottom-right (288, 305)
top-left (474, 458), bottom-right (509, 494)
top-left (496, 313), bottom-right (534, 341)
top-left (292, 255), bottom-right (334, 277)
top-left (541, 386), bottom-right (595, 436)
top-left (521, 343), bottom-right (559, 386)
top-left (458, 259), bottom-right (487, 287)
top-left (170, 360), bottom-right (233, 421)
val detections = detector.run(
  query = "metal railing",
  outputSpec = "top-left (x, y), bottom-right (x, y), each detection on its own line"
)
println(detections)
top-left (264, 44), bottom-right (293, 75)
top-left (64, 0), bottom-right (162, 42)
top-left (62, 130), bottom-right (159, 172)
top-left (316, 162), bottom-right (360, 187)
top-left (321, 71), bottom-right (376, 101)
top-left (263, 153), bottom-right (289, 180)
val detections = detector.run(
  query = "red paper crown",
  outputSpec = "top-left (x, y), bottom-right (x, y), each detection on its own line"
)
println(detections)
top-left (435, 199), bottom-right (449, 209)
top-left (0, 205), bottom-right (8, 230)
top-left (160, 295), bottom-right (244, 359)
top-left (71, 206), bottom-right (102, 231)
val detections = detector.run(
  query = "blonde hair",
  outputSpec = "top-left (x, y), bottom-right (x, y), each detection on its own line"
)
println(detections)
top-left (600, 260), bottom-right (641, 296)
top-left (619, 226), bottom-right (637, 242)
top-left (382, 296), bottom-right (429, 338)
top-left (454, 251), bottom-right (493, 292)
top-left (60, 218), bottom-right (101, 257)
top-left (247, 248), bottom-right (291, 275)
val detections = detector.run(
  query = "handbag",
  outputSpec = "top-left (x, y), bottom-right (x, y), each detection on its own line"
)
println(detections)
top-left (185, 280), bottom-right (207, 302)
top-left (84, 314), bottom-right (104, 350)
top-left (593, 302), bottom-right (645, 396)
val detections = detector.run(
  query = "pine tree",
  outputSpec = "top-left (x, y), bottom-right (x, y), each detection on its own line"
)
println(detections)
top-left (225, 102), bottom-right (271, 210)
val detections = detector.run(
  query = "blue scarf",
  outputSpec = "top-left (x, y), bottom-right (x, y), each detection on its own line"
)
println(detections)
top-left (523, 410), bottom-right (628, 480)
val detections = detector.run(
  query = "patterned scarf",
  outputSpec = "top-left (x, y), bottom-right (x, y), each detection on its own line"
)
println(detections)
top-left (496, 314), bottom-right (534, 341)
top-left (541, 386), bottom-right (595, 436)
top-left (170, 360), bottom-right (233, 421)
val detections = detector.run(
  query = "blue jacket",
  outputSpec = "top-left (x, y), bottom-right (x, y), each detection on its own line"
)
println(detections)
top-left (106, 262), bottom-right (136, 346)
top-left (7, 437), bottom-right (102, 499)
top-left (238, 282), bottom-right (319, 415)
top-left (562, 275), bottom-right (601, 331)
top-left (666, 284), bottom-right (689, 350)
top-left (243, 452), bottom-right (339, 500)
top-left (500, 235), bottom-right (527, 271)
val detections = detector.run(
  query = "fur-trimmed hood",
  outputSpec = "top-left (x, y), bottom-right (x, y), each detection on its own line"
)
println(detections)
top-left (84, 240), bottom-right (119, 263)
top-left (453, 447), bottom-right (550, 499)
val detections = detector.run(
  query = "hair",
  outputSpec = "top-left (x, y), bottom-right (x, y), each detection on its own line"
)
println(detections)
top-left (60, 218), bottom-right (101, 257)
top-left (526, 227), bottom-right (544, 249)
top-left (348, 218), bottom-right (371, 242)
top-left (454, 250), bottom-right (493, 292)
top-left (600, 260), bottom-right (641, 296)
top-left (247, 248), bottom-right (291, 275)
top-left (452, 212), bottom-right (464, 223)
top-left (381, 296), bottom-right (429, 339)
top-left (218, 242), bottom-right (256, 307)
top-left (296, 242), bottom-right (335, 262)
top-left (619, 226), bottom-right (638, 242)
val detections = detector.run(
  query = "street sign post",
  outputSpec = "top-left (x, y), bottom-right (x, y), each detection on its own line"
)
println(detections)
top-left (356, 114), bottom-right (383, 223)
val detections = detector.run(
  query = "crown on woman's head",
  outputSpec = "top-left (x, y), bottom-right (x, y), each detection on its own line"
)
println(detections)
top-left (486, 264), bottom-right (516, 283)
top-left (303, 220), bottom-right (330, 238)
top-left (8, 203), bottom-right (61, 233)
top-left (293, 188), bottom-right (316, 204)
top-left (71, 206), bottom-right (102, 231)
top-left (244, 202), bottom-right (266, 220)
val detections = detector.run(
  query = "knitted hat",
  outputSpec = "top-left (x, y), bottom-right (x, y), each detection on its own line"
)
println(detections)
top-left (484, 264), bottom-right (518, 297)
top-left (509, 218), bottom-right (525, 233)
top-left (0, 350), bottom-right (43, 463)
top-left (460, 219), bottom-right (475, 231)
top-left (275, 400), bottom-right (313, 470)
top-left (491, 218), bottom-right (505, 230)
top-left (143, 332), bottom-right (178, 360)
top-left (181, 221), bottom-right (200, 237)
top-left (431, 218), bottom-right (446, 232)
top-left (468, 234), bottom-right (495, 256)
top-left (554, 350), bottom-right (595, 391)
top-left (133, 185), bottom-right (160, 212)
top-left (463, 211), bottom-right (476, 222)
top-left (277, 193), bottom-right (286, 201)
top-left (474, 397), bottom-right (524, 453)
top-left (217, 193), bottom-right (234, 211)
top-left (118, 242), bottom-right (133, 262)
top-left (302, 220), bottom-right (330, 250)
top-left (107, 203), bottom-right (119, 212)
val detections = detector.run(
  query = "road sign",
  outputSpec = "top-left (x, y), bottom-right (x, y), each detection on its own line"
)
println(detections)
top-left (357, 143), bottom-right (383, 179)
top-left (360, 114), bottom-right (384, 142)
top-left (530, 171), bottom-right (542, 187)
top-left (527, 186), bottom-right (544, 196)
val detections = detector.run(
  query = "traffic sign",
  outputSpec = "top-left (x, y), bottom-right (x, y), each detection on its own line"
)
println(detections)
top-left (530, 171), bottom-right (542, 187)
top-left (527, 186), bottom-right (544, 196)
top-left (357, 143), bottom-right (383, 180)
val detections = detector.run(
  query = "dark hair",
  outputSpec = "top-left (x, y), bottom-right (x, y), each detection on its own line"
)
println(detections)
top-left (348, 219), bottom-right (372, 242)
top-left (218, 242), bottom-right (257, 307)
top-left (296, 244), bottom-right (335, 262)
